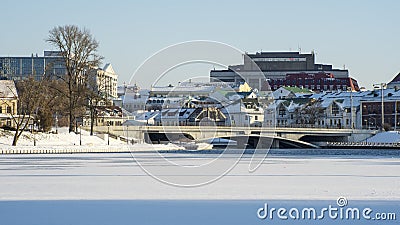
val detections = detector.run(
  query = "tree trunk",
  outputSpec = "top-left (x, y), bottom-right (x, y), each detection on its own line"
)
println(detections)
top-left (90, 107), bottom-right (95, 136)
top-left (12, 132), bottom-right (18, 146)
top-left (69, 112), bottom-right (74, 133)
top-left (12, 123), bottom-right (22, 146)
top-left (69, 83), bottom-right (74, 133)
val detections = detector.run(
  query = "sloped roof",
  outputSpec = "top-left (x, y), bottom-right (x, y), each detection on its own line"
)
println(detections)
top-left (282, 86), bottom-right (313, 93)
top-left (0, 80), bottom-right (17, 98)
top-left (389, 72), bottom-right (400, 83)
top-left (103, 63), bottom-right (116, 74)
top-left (151, 85), bottom-right (215, 93)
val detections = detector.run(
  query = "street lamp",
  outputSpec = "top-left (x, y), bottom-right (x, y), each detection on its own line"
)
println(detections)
top-left (395, 100), bottom-right (398, 131)
top-left (79, 123), bottom-right (82, 146)
top-left (347, 87), bottom-right (354, 130)
top-left (55, 112), bottom-right (58, 134)
top-left (126, 125), bottom-right (129, 145)
top-left (107, 122), bottom-right (110, 146)
top-left (33, 121), bottom-right (36, 146)
top-left (373, 83), bottom-right (387, 131)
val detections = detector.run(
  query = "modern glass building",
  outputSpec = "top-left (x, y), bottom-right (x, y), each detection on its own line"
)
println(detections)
top-left (0, 51), bottom-right (66, 80)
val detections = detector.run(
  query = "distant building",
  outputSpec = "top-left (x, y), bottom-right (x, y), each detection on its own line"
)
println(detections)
top-left (0, 80), bottom-right (18, 127)
top-left (210, 51), bottom-right (359, 92)
top-left (82, 106), bottom-right (124, 127)
top-left (88, 63), bottom-right (118, 104)
top-left (146, 83), bottom-right (217, 111)
top-left (360, 89), bottom-right (400, 130)
top-left (268, 72), bottom-right (359, 92)
top-left (272, 86), bottom-right (313, 100)
top-left (116, 83), bottom-right (149, 113)
top-left (266, 90), bottom-right (370, 129)
top-left (154, 98), bottom-right (228, 127)
top-left (225, 92), bottom-right (264, 127)
top-left (0, 51), bottom-right (66, 80)
top-left (387, 72), bottom-right (400, 90)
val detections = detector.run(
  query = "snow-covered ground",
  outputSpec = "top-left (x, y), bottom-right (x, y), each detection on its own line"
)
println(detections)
top-left (0, 127), bottom-right (184, 151)
top-left (0, 152), bottom-right (399, 201)
top-left (0, 127), bottom-right (123, 147)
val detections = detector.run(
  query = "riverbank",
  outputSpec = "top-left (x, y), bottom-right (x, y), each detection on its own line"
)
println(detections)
top-left (0, 128), bottom-right (185, 153)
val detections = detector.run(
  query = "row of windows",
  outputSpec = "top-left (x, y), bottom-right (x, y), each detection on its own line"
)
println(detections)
top-left (273, 84), bottom-right (349, 91)
top-left (0, 106), bottom-right (13, 114)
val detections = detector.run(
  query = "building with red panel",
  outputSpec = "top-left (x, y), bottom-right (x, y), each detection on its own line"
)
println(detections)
top-left (210, 51), bottom-right (360, 92)
top-left (268, 72), bottom-right (360, 92)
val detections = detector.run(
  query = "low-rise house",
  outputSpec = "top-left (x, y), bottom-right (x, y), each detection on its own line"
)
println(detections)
top-left (83, 106), bottom-right (124, 127)
top-left (272, 86), bottom-right (313, 100)
top-left (154, 97), bottom-right (228, 126)
top-left (117, 83), bottom-right (149, 113)
top-left (0, 80), bottom-right (18, 127)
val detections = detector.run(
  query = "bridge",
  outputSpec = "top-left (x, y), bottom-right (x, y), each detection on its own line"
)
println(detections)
top-left (89, 125), bottom-right (377, 149)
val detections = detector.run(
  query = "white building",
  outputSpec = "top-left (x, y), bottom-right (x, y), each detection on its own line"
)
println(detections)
top-left (89, 63), bottom-right (118, 104)
top-left (117, 84), bottom-right (150, 113)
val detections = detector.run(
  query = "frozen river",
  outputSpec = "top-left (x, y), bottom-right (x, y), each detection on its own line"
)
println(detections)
top-left (1, 149), bottom-right (399, 225)
top-left (0, 149), bottom-right (399, 201)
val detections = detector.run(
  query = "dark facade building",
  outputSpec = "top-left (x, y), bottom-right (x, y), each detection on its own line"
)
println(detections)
top-left (0, 51), bottom-right (66, 80)
top-left (210, 51), bottom-right (358, 92)
top-left (360, 89), bottom-right (400, 130)
top-left (361, 101), bottom-right (400, 130)
top-left (268, 72), bottom-right (360, 92)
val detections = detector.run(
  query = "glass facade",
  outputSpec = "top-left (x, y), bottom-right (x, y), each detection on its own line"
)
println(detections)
top-left (0, 52), bottom-right (66, 80)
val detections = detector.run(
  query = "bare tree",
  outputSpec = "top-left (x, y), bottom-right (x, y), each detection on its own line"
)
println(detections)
top-left (2, 78), bottom-right (44, 146)
top-left (301, 100), bottom-right (323, 126)
top-left (46, 25), bottom-right (103, 132)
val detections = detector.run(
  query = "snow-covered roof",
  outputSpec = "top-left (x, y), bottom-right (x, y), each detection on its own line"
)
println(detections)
top-left (103, 63), bottom-right (116, 75)
top-left (0, 80), bottom-right (17, 99)
top-left (366, 131), bottom-right (400, 143)
top-left (151, 85), bottom-right (215, 94)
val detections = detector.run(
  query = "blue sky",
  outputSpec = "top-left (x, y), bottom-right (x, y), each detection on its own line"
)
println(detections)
top-left (1, 0), bottom-right (399, 89)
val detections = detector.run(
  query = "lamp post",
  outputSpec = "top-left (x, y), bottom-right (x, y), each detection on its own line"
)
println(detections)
top-left (395, 101), bottom-right (398, 131)
top-left (55, 112), bottom-right (58, 134)
top-left (33, 122), bottom-right (36, 146)
top-left (347, 87), bottom-right (354, 130)
top-left (79, 123), bottom-right (82, 146)
top-left (126, 125), bottom-right (129, 145)
top-left (373, 83), bottom-right (387, 131)
top-left (107, 123), bottom-right (110, 146)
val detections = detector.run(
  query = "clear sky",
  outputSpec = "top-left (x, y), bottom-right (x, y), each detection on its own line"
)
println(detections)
top-left (1, 0), bottom-right (399, 89)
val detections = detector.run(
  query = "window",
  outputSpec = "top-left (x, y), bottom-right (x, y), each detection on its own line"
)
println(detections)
top-left (6, 106), bottom-right (12, 114)
top-left (255, 116), bottom-right (258, 121)
top-left (278, 106), bottom-right (286, 117)
top-left (332, 103), bottom-right (339, 115)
